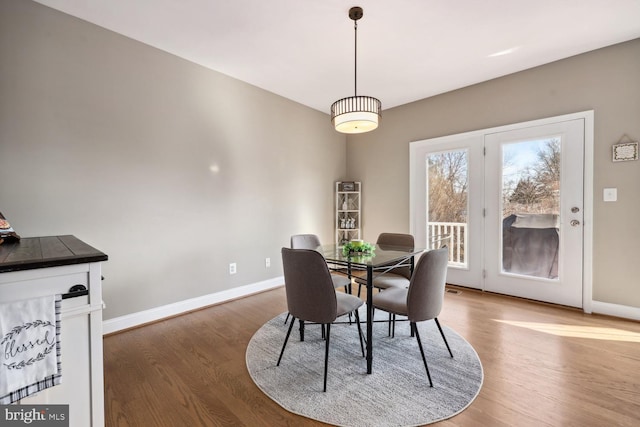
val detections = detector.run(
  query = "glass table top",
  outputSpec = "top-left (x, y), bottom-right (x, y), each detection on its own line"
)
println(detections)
top-left (316, 244), bottom-right (425, 268)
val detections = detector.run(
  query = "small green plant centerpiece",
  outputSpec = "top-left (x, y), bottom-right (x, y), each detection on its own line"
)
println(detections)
top-left (342, 240), bottom-right (375, 257)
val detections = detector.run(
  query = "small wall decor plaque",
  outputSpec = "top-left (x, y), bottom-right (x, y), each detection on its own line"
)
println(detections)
top-left (612, 137), bottom-right (638, 162)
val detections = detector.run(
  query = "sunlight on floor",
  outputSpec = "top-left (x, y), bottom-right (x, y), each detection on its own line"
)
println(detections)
top-left (493, 320), bottom-right (640, 342)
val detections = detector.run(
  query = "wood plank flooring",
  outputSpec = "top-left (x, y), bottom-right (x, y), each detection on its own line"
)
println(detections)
top-left (104, 286), bottom-right (640, 426)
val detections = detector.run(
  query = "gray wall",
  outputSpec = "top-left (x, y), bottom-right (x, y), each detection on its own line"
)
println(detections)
top-left (0, 0), bottom-right (346, 320)
top-left (348, 38), bottom-right (640, 309)
top-left (2, 0), bottom-right (639, 319)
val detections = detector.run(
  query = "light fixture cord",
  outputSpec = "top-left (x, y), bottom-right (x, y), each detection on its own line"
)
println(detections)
top-left (354, 19), bottom-right (358, 96)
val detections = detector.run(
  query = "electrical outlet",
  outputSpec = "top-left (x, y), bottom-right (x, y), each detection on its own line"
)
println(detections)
top-left (265, 257), bottom-right (271, 268)
top-left (229, 263), bottom-right (237, 275)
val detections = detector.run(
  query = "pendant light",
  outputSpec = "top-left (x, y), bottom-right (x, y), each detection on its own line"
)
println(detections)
top-left (331, 6), bottom-right (381, 134)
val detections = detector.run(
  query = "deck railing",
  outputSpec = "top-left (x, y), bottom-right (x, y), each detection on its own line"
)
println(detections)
top-left (428, 222), bottom-right (467, 267)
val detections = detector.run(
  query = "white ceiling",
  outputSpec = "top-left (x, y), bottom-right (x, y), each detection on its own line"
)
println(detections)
top-left (33, 0), bottom-right (640, 113)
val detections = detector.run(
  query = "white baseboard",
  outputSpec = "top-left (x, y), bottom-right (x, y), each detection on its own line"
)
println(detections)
top-left (591, 300), bottom-right (640, 321)
top-left (102, 276), bottom-right (284, 335)
top-left (102, 282), bottom-right (639, 335)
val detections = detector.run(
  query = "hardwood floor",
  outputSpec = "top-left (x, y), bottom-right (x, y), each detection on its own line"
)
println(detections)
top-left (104, 286), bottom-right (640, 426)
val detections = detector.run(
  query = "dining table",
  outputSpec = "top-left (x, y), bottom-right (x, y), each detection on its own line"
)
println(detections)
top-left (315, 243), bottom-right (426, 374)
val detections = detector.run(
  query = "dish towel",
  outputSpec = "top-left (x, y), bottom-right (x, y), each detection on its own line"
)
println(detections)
top-left (0, 295), bottom-right (62, 404)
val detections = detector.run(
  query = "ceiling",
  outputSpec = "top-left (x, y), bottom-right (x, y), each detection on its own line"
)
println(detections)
top-left (33, 0), bottom-right (640, 113)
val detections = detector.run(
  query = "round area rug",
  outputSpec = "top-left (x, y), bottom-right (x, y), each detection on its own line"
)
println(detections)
top-left (246, 308), bottom-right (483, 427)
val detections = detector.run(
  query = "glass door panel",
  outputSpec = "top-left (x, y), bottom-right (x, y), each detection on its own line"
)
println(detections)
top-left (501, 138), bottom-right (561, 279)
top-left (427, 150), bottom-right (469, 268)
top-left (411, 133), bottom-right (484, 289)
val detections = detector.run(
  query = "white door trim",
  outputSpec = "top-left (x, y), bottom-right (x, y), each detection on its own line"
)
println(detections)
top-left (410, 111), bottom-right (594, 312)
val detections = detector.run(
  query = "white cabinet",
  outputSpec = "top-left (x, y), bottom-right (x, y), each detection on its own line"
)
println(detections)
top-left (335, 181), bottom-right (361, 245)
top-left (0, 236), bottom-right (107, 427)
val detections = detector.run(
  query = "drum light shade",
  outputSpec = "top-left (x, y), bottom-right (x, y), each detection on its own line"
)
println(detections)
top-left (331, 7), bottom-right (381, 134)
top-left (331, 95), bottom-right (381, 134)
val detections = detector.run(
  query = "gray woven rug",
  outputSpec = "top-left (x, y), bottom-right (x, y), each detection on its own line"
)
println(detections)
top-left (246, 308), bottom-right (483, 426)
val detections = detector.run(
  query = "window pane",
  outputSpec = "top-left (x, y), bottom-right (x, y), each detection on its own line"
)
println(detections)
top-left (501, 138), bottom-right (560, 279)
top-left (427, 150), bottom-right (468, 267)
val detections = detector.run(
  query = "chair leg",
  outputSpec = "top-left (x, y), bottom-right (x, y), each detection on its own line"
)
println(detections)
top-left (434, 318), bottom-right (453, 358)
top-left (299, 319), bottom-right (305, 342)
top-left (411, 322), bottom-right (433, 387)
top-left (392, 314), bottom-right (396, 338)
top-left (284, 312), bottom-right (290, 325)
top-left (277, 316), bottom-right (296, 366)
top-left (354, 309), bottom-right (365, 357)
top-left (323, 323), bottom-right (331, 392)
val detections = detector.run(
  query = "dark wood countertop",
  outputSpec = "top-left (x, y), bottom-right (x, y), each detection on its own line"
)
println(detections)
top-left (0, 235), bottom-right (108, 273)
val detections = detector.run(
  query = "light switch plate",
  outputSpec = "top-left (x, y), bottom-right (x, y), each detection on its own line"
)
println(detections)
top-left (603, 188), bottom-right (617, 202)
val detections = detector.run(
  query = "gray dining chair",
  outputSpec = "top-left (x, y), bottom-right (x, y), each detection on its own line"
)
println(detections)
top-left (290, 234), bottom-right (352, 292)
top-left (371, 247), bottom-right (452, 387)
top-left (356, 232), bottom-right (415, 297)
top-left (373, 232), bottom-right (415, 288)
top-left (278, 247), bottom-right (365, 392)
top-left (285, 234), bottom-right (354, 326)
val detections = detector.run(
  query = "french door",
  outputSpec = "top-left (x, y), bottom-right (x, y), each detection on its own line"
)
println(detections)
top-left (410, 112), bottom-right (593, 308)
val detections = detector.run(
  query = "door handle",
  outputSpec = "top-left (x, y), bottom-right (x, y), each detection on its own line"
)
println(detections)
top-left (570, 219), bottom-right (580, 227)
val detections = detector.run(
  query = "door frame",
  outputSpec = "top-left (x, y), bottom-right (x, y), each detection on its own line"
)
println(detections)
top-left (409, 111), bottom-right (594, 313)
